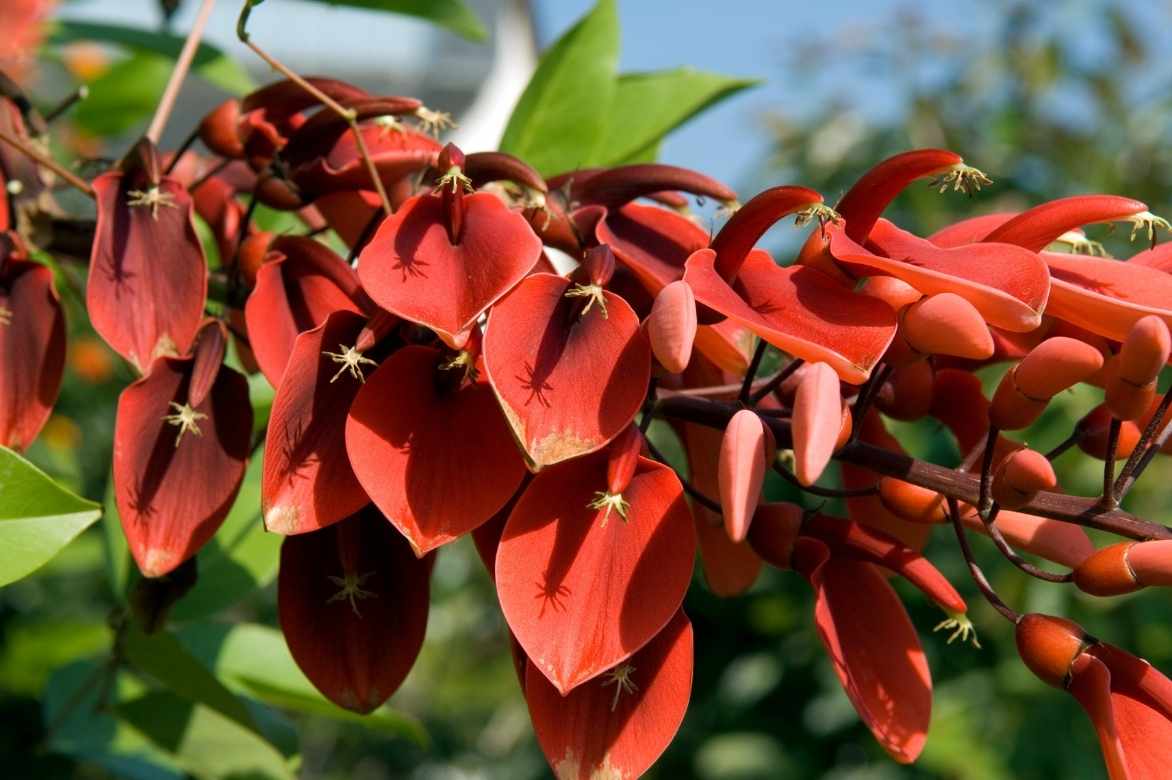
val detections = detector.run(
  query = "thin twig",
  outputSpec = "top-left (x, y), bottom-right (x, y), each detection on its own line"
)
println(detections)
top-left (0, 128), bottom-right (94, 197)
top-left (1117, 415), bottom-right (1172, 501)
top-left (163, 128), bottom-right (199, 176)
top-left (1115, 388), bottom-right (1172, 496)
top-left (980, 504), bottom-right (1073, 583)
top-left (43, 85), bottom-right (88, 123)
top-left (772, 461), bottom-right (879, 498)
top-left (146, 0), bottom-right (218, 144)
top-left (739, 340), bottom-right (768, 403)
top-left (237, 0), bottom-right (392, 215)
top-left (1100, 418), bottom-right (1120, 510)
top-left (749, 358), bottom-right (803, 404)
top-left (1045, 427), bottom-right (1084, 461)
top-left (187, 157), bottom-right (232, 194)
top-left (949, 498), bottom-right (1020, 622)
top-left (977, 426), bottom-right (998, 516)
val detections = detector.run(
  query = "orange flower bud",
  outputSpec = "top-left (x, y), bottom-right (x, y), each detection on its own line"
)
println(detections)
top-left (1118, 315), bottom-right (1171, 386)
top-left (645, 281), bottom-right (697, 374)
top-left (991, 448), bottom-right (1056, 509)
top-left (1073, 542), bottom-right (1139, 597)
top-left (1014, 337), bottom-right (1105, 400)
top-left (1104, 355), bottom-right (1157, 422)
top-left (860, 276), bottom-right (922, 311)
top-left (719, 409), bottom-right (769, 543)
top-left (1015, 613), bottom-right (1088, 688)
top-left (877, 478), bottom-right (947, 524)
top-left (1076, 404), bottom-right (1140, 460)
top-left (792, 362), bottom-right (843, 485)
top-left (901, 292), bottom-right (994, 360)
top-left (875, 359), bottom-right (934, 421)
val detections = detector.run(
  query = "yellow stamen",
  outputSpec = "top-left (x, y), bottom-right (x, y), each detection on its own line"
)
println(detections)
top-left (162, 401), bottom-right (207, 447)
top-left (326, 570), bottom-right (377, 617)
top-left (794, 203), bottom-right (843, 230)
top-left (414, 106), bottom-right (456, 136)
top-left (0, 305), bottom-right (12, 326)
top-left (565, 283), bottom-right (608, 319)
top-left (601, 663), bottom-right (638, 711)
top-left (934, 611), bottom-right (981, 649)
top-left (929, 163), bottom-right (993, 196)
top-left (589, 491), bottom-right (630, 529)
top-left (1127, 210), bottom-right (1171, 243)
top-left (126, 185), bottom-right (178, 220)
top-left (323, 344), bottom-right (377, 383)
top-left (434, 165), bottom-right (473, 195)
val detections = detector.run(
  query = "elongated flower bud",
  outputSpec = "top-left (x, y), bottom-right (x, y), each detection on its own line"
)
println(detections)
top-left (719, 410), bottom-right (769, 542)
top-left (878, 478), bottom-right (946, 524)
top-left (1015, 613), bottom-right (1088, 688)
top-left (991, 448), bottom-right (1056, 508)
top-left (1074, 540), bottom-right (1172, 596)
top-left (991, 337), bottom-right (1104, 430)
top-left (792, 362), bottom-right (842, 485)
top-left (645, 280), bottom-right (697, 373)
top-left (901, 292), bottom-right (994, 360)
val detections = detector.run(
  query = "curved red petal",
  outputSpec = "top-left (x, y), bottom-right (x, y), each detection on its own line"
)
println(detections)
top-left (525, 610), bottom-right (693, 780)
top-left (114, 357), bottom-right (251, 577)
top-left (829, 219), bottom-right (1050, 332)
top-left (807, 556), bottom-right (932, 763)
top-left (262, 310), bottom-right (371, 535)
top-left (89, 172), bottom-right (206, 372)
top-left (684, 248), bottom-right (896, 384)
top-left (927, 212), bottom-right (1017, 247)
top-left (496, 454), bottom-right (695, 694)
top-left (0, 259), bottom-right (64, 451)
top-left (346, 344), bottom-right (526, 554)
top-left (1042, 251), bottom-right (1172, 341)
top-left (358, 192), bottom-right (541, 344)
top-left (484, 273), bottom-right (651, 469)
top-left (244, 235), bottom-right (366, 387)
top-left (278, 507), bottom-right (431, 713)
top-left (1068, 654), bottom-right (1131, 780)
top-left (983, 195), bottom-right (1149, 251)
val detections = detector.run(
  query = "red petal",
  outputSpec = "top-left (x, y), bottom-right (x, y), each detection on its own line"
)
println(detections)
top-left (0, 258), bottom-right (64, 451)
top-left (596, 203), bottom-right (707, 294)
top-left (89, 172), bottom-right (206, 372)
top-left (709, 185), bottom-right (823, 280)
top-left (1068, 654), bottom-right (1131, 780)
top-left (358, 192), bottom-right (541, 345)
top-left (1043, 251), bottom-right (1172, 341)
top-left (684, 248), bottom-right (896, 384)
top-left (346, 344), bottom-right (527, 554)
top-left (113, 352), bottom-right (251, 577)
top-left (484, 273), bottom-right (651, 469)
top-left (927, 212), bottom-right (1017, 247)
top-left (983, 195), bottom-right (1149, 251)
top-left (278, 507), bottom-right (432, 713)
top-left (842, 411), bottom-right (931, 550)
top-left (262, 310), bottom-right (370, 535)
top-left (244, 236), bottom-right (366, 388)
top-left (805, 555), bottom-right (932, 764)
top-left (929, 368), bottom-right (990, 454)
top-left (833, 149), bottom-right (965, 241)
top-left (524, 610), bottom-right (693, 780)
top-left (829, 219), bottom-right (1050, 332)
top-left (961, 508), bottom-right (1094, 568)
top-left (495, 454), bottom-right (695, 694)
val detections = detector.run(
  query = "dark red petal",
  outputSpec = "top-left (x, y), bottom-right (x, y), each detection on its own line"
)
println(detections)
top-left (484, 273), bottom-right (650, 469)
top-left (113, 357), bottom-right (251, 577)
top-left (596, 203), bottom-right (707, 294)
top-left (829, 219), bottom-right (1050, 332)
top-left (244, 235), bottom-right (366, 388)
top-left (0, 259), bottom-right (64, 451)
top-left (684, 248), bottom-right (896, 384)
top-left (834, 149), bottom-right (965, 241)
top-left (346, 345), bottom-right (526, 554)
top-left (805, 555), bottom-right (932, 764)
top-left (358, 192), bottom-right (541, 345)
top-left (709, 186), bottom-right (823, 280)
top-left (89, 172), bottom-right (206, 372)
top-left (525, 610), bottom-right (693, 780)
top-left (844, 410), bottom-right (931, 550)
top-left (262, 310), bottom-right (371, 535)
top-left (1068, 654), bottom-right (1130, 780)
top-left (278, 507), bottom-right (431, 713)
top-left (496, 454), bottom-right (695, 694)
top-left (983, 195), bottom-right (1149, 251)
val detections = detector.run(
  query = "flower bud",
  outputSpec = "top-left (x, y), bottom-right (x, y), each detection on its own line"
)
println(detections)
top-left (875, 359), bottom-right (934, 421)
top-left (1073, 542), bottom-right (1139, 596)
top-left (198, 99), bottom-right (244, 159)
top-left (1119, 315), bottom-right (1171, 386)
top-left (901, 292), bottom-right (994, 360)
top-left (719, 410), bottom-right (769, 543)
top-left (1104, 354), bottom-right (1157, 422)
top-left (1015, 613), bottom-right (1088, 688)
top-left (746, 502), bottom-right (804, 569)
top-left (792, 362), bottom-right (842, 485)
top-left (1076, 403), bottom-right (1141, 460)
top-left (878, 478), bottom-right (946, 524)
top-left (991, 448), bottom-right (1056, 509)
top-left (645, 281), bottom-right (697, 374)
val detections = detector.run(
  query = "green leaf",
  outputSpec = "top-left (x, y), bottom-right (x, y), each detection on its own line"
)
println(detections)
top-left (589, 68), bottom-right (759, 166)
top-left (101, 471), bottom-right (132, 599)
top-left (118, 691), bottom-right (294, 780)
top-left (72, 52), bottom-right (173, 137)
top-left (0, 446), bottom-right (101, 587)
top-left (499, 0), bottom-right (620, 176)
top-left (170, 456), bottom-right (279, 621)
top-left (177, 622), bottom-right (428, 745)
top-left (122, 626), bottom-right (261, 738)
top-left (297, 0), bottom-right (486, 41)
top-left (50, 20), bottom-right (255, 95)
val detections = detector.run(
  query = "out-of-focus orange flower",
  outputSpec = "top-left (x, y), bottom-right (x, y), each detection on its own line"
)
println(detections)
top-left (68, 335), bottom-right (114, 383)
top-left (61, 42), bottom-right (109, 83)
top-left (0, 1), bottom-right (56, 85)
top-left (41, 414), bottom-right (80, 452)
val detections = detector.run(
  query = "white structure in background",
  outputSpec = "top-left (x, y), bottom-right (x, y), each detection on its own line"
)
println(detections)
top-left (450, 0), bottom-right (538, 153)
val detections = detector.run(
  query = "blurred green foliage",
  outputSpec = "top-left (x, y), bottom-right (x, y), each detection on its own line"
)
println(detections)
top-left (7, 1), bottom-right (1172, 778)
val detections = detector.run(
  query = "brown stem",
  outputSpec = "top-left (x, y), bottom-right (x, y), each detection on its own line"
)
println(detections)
top-left (147, 0), bottom-right (217, 144)
top-left (739, 339), bottom-right (768, 403)
top-left (949, 498), bottom-right (1020, 623)
top-left (654, 394), bottom-right (1172, 541)
top-left (0, 128), bottom-right (94, 198)
top-left (750, 358), bottom-right (803, 404)
top-left (980, 505), bottom-right (1073, 583)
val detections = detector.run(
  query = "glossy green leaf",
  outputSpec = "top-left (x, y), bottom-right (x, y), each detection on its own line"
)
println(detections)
top-left (73, 52), bottom-right (173, 137)
top-left (122, 626), bottom-right (261, 737)
top-left (297, 0), bottom-right (486, 41)
top-left (499, 0), bottom-right (620, 176)
top-left (177, 622), bottom-right (428, 744)
top-left (43, 659), bottom-right (183, 780)
top-left (50, 20), bottom-right (254, 95)
top-left (0, 446), bottom-right (101, 587)
top-left (118, 691), bottom-right (294, 780)
top-left (170, 456), bottom-right (279, 621)
top-left (589, 68), bottom-right (759, 166)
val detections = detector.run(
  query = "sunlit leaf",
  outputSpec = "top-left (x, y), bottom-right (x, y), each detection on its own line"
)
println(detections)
top-left (297, 0), bottom-right (486, 41)
top-left (0, 446), bottom-right (101, 587)
top-left (72, 52), bottom-right (173, 137)
top-left (499, 0), bottom-right (619, 175)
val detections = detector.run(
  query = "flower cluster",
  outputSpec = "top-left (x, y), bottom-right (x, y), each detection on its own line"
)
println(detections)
top-left (6, 54), bottom-right (1172, 778)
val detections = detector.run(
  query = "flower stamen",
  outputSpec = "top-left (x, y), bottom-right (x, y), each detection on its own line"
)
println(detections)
top-left (326, 570), bottom-right (378, 617)
top-left (126, 185), bottom-right (178, 220)
top-left (415, 106), bottom-right (456, 137)
top-left (162, 401), bottom-right (207, 447)
top-left (601, 663), bottom-right (638, 711)
top-left (1053, 230), bottom-right (1108, 257)
top-left (589, 491), bottom-right (630, 528)
top-left (374, 114), bottom-right (405, 137)
top-left (324, 343), bottom-right (377, 383)
top-left (565, 283), bottom-right (608, 319)
top-left (934, 611), bottom-right (981, 649)
top-left (794, 203), bottom-right (843, 232)
top-left (434, 165), bottom-right (473, 195)
top-left (929, 163), bottom-right (993, 196)
top-left (1127, 210), bottom-right (1171, 244)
